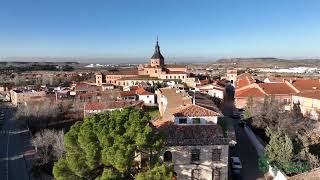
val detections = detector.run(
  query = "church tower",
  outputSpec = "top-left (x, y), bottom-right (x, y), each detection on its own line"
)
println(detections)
top-left (150, 39), bottom-right (165, 67)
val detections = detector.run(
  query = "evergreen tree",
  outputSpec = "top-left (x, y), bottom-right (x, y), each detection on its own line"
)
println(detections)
top-left (53, 108), bottom-right (169, 180)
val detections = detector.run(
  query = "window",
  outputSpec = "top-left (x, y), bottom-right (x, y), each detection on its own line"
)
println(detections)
top-left (155, 70), bottom-right (157, 73)
top-left (212, 168), bottom-right (220, 180)
top-left (163, 151), bottom-right (172, 162)
top-left (212, 148), bottom-right (221, 161)
top-left (192, 118), bottom-right (201, 124)
top-left (191, 169), bottom-right (201, 180)
top-left (191, 149), bottom-right (200, 163)
top-left (179, 118), bottom-right (187, 124)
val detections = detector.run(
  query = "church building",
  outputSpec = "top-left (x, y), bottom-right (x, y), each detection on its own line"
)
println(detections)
top-left (96, 40), bottom-right (188, 87)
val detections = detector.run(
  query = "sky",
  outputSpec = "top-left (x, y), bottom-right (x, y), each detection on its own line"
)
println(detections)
top-left (0, 0), bottom-right (320, 61)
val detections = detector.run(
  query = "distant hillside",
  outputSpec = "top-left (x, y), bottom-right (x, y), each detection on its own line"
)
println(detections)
top-left (214, 58), bottom-right (320, 68)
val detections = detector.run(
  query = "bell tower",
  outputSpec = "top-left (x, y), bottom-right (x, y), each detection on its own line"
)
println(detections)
top-left (150, 38), bottom-right (164, 67)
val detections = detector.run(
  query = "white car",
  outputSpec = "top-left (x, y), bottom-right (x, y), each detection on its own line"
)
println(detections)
top-left (231, 156), bottom-right (242, 169)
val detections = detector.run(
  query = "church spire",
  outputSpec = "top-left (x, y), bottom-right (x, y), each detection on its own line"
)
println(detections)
top-left (151, 38), bottom-right (164, 60)
top-left (155, 36), bottom-right (160, 52)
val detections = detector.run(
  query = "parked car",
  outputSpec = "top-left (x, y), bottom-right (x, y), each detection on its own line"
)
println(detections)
top-left (231, 156), bottom-right (242, 170)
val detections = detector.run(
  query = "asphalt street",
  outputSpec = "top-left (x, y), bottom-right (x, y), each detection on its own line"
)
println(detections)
top-left (0, 103), bottom-right (34, 180)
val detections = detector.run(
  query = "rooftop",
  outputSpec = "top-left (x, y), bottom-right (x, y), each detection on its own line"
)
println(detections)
top-left (236, 87), bottom-right (265, 97)
top-left (107, 69), bottom-right (139, 75)
top-left (258, 82), bottom-right (297, 95)
top-left (120, 90), bottom-right (136, 97)
top-left (292, 79), bottom-right (320, 91)
top-left (135, 87), bottom-right (153, 96)
top-left (154, 121), bottom-right (228, 146)
top-left (294, 90), bottom-right (320, 100)
top-left (173, 104), bottom-right (220, 117)
top-left (117, 75), bottom-right (160, 81)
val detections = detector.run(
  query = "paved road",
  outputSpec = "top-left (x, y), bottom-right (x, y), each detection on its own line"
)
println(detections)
top-left (230, 117), bottom-right (264, 180)
top-left (0, 103), bottom-right (34, 180)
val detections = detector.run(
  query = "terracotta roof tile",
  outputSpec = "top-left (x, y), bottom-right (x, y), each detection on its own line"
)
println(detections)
top-left (120, 91), bottom-right (136, 97)
top-left (294, 90), bottom-right (320, 100)
top-left (236, 87), bottom-right (265, 97)
top-left (173, 104), bottom-right (220, 117)
top-left (292, 79), bottom-right (320, 91)
top-left (258, 83), bottom-right (296, 95)
top-left (135, 87), bottom-right (153, 96)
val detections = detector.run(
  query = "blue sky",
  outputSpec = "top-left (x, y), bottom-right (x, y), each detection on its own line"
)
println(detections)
top-left (0, 0), bottom-right (320, 60)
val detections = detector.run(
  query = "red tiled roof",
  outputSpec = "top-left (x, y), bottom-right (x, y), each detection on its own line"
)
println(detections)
top-left (120, 91), bottom-right (136, 97)
top-left (236, 77), bottom-right (253, 89)
top-left (135, 87), bottom-right (153, 96)
top-left (129, 86), bottom-right (139, 91)
top-left (84, 100), bottom-right (144, 111)
top-left (236, 87), bottom-right (265, 97)
top-left (173, 104), bottom-right (220, 117)
top-left (258, 83), bottom-right (296, 95)
top-left (294, 90), bottom-right (320, 100)
top-left (292, 79), bottom-right (320, 91)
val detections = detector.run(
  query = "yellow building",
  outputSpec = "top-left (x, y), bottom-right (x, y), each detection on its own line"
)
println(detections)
top-left (292, 90), bottom-right (320, 120)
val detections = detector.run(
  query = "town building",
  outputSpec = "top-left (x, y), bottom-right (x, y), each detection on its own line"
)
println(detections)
top-left (156, 87), bottom-right (192, 119)
top-left (235, 82), bottom-right (298, 108)
top-left (118, 87), bottom-right (155, 105)
top-left (10, 89), bottom-right (46, 106)
top-left (152, 104), bottom-right (228, 180)
top-left (292, 90), bottom-right (320, 120)
top-left (95, 40), bottom-right (188, 86)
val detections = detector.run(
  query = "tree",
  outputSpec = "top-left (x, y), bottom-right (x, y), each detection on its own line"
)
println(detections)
top-left (258, 152), bottom-right (269, 173)
top-left (135, 164), bottom-right (173, 180)
top-left (53, 108), bottom-right (167, 180)
top-left (244, 96), bottom-right (253, 119)
top-left (32, 129), bottom-right (65, 165)
top-left (265, 127), bottom-right (311, 175)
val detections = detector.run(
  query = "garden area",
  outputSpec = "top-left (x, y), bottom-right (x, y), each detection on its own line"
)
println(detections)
top-left (243, 96), bottom-right (320, 176)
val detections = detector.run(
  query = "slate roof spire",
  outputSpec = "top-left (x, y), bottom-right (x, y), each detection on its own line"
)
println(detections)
top-left (151, 37), bottom-right (164, 59)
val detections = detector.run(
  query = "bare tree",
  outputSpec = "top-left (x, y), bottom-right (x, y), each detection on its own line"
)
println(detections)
top-left (15, 100), bottom-right (60, 129)
top-left (32, 129), bottom-right (65, 165)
